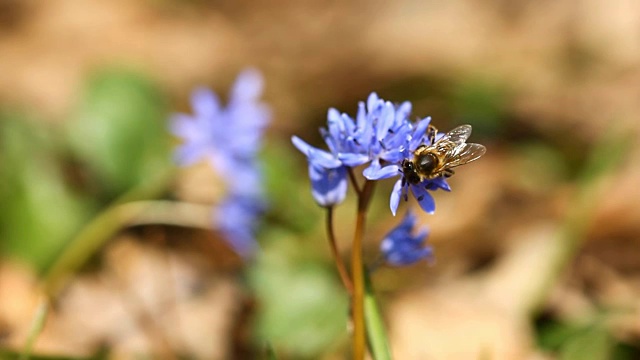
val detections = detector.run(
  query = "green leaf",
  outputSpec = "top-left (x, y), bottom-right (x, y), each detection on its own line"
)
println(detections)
top-left (364, 269), bottom-right (392, 360)
top-left (262, 140), bottom-right (319, 233)
top-left (450, 77), bottom-right (508, 138)
top-left (265, 343), bottom-right (278, 360)
top-left (560, 325), bottom-right (612, 360)
top-left (536, 317), bottom-right (618, 360)
top-left (0, 114), bottom-right (95, 270)
top-left (250, 233), bottom-right (348, 358)
top-left (66, 68), bottom-right (171, 197)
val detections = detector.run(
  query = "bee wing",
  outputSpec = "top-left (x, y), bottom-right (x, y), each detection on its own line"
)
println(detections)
top-left (442, 125), bottom-right (472, 146)
top-left (444, 143), bottom-right (486, 168)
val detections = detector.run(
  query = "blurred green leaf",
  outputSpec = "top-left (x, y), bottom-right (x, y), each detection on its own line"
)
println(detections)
top-left (265, 343), bottom-right (278, 360)
top-left (579, 127), bottom-right (632, 184)
top-left (364, 270), bottom-right (392, 360)
top-left (560, 325), bottom-right (611, 360)
top-left (536, 316), bottom-right (638, 360)
top-left (536, 318), bottom-right (584, 351)
top-left (0, 114), bottom-right (94, 270)
top-left (450, 77), bottom-right (508, 138)
top-left (250, 232), bottom-right (348, 358)
top-left (511, 142), bottom-right (570, 191)
top-left (262, 140), bottom-right (319, 233)
top-left (66, 68), bottom-right (171, 197)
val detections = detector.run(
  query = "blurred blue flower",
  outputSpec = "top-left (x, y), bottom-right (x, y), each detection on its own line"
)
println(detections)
top-left (170, 69), bottom-right (270, 173)
top-left (170, 68), bottom-right (270, 258)
top-left (380, 211), bottom-right (433, 266)
top-left (215, 194), bottom-right (264, 258)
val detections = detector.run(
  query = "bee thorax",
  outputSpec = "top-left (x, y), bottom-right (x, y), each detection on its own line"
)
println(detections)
top-left (416, 153), bottom-right (438, 175)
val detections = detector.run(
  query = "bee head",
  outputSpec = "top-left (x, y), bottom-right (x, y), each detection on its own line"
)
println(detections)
top-left (402, 159), bottom-right (415, 173)
top-left (402, 159), bottom-right (422, 184)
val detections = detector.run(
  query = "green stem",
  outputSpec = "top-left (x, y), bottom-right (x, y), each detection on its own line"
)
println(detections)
top-left (326, 207), bottom-right (354, 295)
top-left (19, 298), bottom-right (49, 360)
top-left (43, 200), bottom-right (213, 297)
top-left (352, 180), bottom-right (375, 360)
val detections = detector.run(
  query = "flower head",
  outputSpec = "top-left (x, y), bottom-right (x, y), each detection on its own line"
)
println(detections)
top-left (292, 92), bottom-right (414, 206)
top-left (292, 92), bottom-right (455, 214)
top-left (380, 211), bottom-right (433, 266)
top-left (170, 69), bottom-right (270, 173)
top-left (170, 68), bottom-right (270, 258)
top-left (291, 135), bottom-right (348, 207)
top-left (363, 118), bottom-right (451, 216)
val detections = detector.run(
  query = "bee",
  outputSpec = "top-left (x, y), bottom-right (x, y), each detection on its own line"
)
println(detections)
top-left (401, 124), bottom-right (486, 185)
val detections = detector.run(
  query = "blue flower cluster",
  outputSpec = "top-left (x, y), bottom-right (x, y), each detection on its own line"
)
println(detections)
top-left (170, 69), bottom-right (270, 258)
top-left (292, 92), bottom-right (450, 215)
top-left (381, 211), bottom-right (433, 266)
top-left (292, 92), bottom-right (451, 266)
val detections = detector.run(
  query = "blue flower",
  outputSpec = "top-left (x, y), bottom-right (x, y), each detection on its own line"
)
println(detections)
top-left (293, 91), bottom-right (452, 214)
top-left (170, 69), bottom-right (270, 173)
top-left (170, 68), bottom-right (270, 258)
top-left (292, 92), bottom-right (410, 206)
top-left (388, 175), bottom-right (450, 216)
top-left (215, 194), bottom-right (264, 258)
top-left (360, 111), bottom-right (451, 216)
top-left (291, 135), bottom-right (348, 207)
top-left (380, 211), bottom-right (433, 266)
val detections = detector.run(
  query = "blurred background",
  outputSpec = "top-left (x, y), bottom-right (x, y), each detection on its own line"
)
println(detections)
top-left (1, 0), bottom-right (640, 359)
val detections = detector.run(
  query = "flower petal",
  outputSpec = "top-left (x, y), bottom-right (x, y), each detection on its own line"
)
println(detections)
top-left (411, 116), bottom-right (432, 149)
top-left (380, 211), bottom-right (433, 266)
top-left (191, 87), bottom-right (220, 119)
top-left (410, 185), bottom-right (436, 214)
top-left (231, 68), bottom-right (263, 102)
top-left (376, 102), bottom-right (395, 141)
top-left (327, 108), bottom-right (344, 139)
top-left (309, 164), bottom-right (348, 207)
top-left (425, 176), bottom-right (451, 191)
top-left (390, 179), bottom-right (403, 216)
top-left (338, 152), bottom-right (370, 167)
top-left (291, 136), bottom-right (342, 168)
top-left (395, 101), bottom-right (412, 123)
top-left (367, 92), bottom-right (381, 112)
top-left (215, 197), bottom-right (261, 258)
top-left (363, 163), bottom-right (400, 180)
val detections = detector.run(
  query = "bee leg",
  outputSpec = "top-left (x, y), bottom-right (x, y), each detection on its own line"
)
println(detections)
top-left (443, 169), bottom-right (455, 178)
top-left (427, 124), bottom-right (438, 144)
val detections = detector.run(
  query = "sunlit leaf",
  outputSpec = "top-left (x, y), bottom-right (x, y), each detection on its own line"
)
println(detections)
top-left (560, 325), bottom-right (611, 360)
top-left (250, 232), bottom-right (348, 358)
top-left (66, 68), bottom-right (171, 197)
top-left (0, 114), bottom-right (94, 270)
